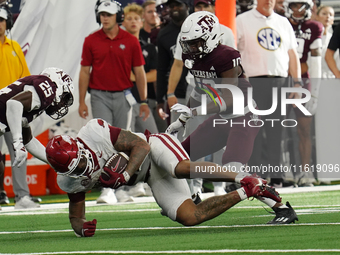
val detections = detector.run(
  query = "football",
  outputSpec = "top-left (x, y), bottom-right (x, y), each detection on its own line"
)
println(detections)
top-left (101, 152), bottom-right (129, 181)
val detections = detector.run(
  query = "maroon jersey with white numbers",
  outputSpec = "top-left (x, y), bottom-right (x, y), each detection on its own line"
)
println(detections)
top-left (0, 75), bottom-right (57, 132)
top-left (183, 44), bottom-right (251, 107)
top-left (291, 20), bottom-right (323, 63)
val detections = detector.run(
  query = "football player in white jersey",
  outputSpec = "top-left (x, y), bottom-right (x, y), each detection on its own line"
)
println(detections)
top-left (46, 118), bottom-right (283, 237)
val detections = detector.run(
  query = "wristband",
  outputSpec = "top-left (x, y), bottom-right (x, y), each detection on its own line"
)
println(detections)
top-left (140, 99), bottom-right (148, 105)
top-left (167, 93), bottom-right (175, 98)
top-left (293, 80), bottom-right (302, 87)
top-left (123, 171), bottom-right (130, 182)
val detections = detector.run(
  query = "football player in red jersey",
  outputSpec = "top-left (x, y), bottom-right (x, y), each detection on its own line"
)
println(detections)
top-left (0, 67), bottom-right (74, 169)
top-left (284, 0), bottom-right (323, 186)
top-left (45, 118), bottom-right (286, 237)
top-left (167, 11), bottom-right (298, 224)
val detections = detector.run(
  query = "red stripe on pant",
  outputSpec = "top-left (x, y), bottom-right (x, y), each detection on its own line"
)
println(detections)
top-left (152, 134), bottom-right (189, 161)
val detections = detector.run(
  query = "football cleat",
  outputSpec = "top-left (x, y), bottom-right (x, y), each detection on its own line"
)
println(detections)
top-left (0, 191), bottom-right (10, 205)
top-left (259, 185), bottom-right (282, 203)
top-left (267, 201), bottom-right (298, 224)
top-left (192, 192), bottom-right (202, 205)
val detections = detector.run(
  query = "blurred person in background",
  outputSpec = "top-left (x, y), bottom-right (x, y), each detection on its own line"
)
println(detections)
top-left (78, 0), bottom-right (149, 203)
top-left (284, 0), bottom-right (323, 186)
top-left (315, 5), bottom-right (338, 78)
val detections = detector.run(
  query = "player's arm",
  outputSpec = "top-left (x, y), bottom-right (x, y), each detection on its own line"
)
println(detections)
top-left (167, 59), bottom-right (184, 108)
top-left (133, 65), bottom-right (150, 121)
top-left (78, 65), bottom-right (91, 119)
top-left (190, 65), bottom-right (240, 116)
top-left (113, 130), bottom-right (150, 177)
top-left (6, 91), bottom-right (33, 167)
top-left (325, 49), bottom-right (340, 78)
top-left (69, 193), bottom-right (97, 237)
top-left (288, 48), bottom-right (302, 102)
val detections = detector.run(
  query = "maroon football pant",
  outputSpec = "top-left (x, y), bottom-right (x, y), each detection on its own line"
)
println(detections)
top-left (181, 113), bottom-right (260, 165)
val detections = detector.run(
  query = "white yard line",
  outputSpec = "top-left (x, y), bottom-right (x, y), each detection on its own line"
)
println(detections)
top-left (0, 222), bottom-right (339, 235)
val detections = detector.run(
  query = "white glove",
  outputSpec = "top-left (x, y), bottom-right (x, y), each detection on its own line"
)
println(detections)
top-left (12, 139), bottom-right (27, 167)
top-left (165, 119), bottom-right (184, 137)
top-left (170, 103), bottom-right (193, 122)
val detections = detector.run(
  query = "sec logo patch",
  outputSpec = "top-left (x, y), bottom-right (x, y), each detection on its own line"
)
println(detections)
top-left (257, 27), bottom-right (281, 51)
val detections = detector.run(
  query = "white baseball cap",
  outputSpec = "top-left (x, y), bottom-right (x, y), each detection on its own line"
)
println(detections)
top-left (0, 8), bottom-right (8, 20)
top-left (97, 1), bottom-right (118, 15)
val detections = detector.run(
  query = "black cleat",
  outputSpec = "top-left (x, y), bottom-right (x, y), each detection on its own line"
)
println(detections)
top-left (192, 192), bottom-right (202, 205)
top-left (267, 201), bottom-right (298, 224)
top-left (0, 191), bottom-right (9, 205)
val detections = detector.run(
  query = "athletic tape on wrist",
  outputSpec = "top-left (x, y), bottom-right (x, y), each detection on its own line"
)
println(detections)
top-left (237, 187), bottom-right (248, 201)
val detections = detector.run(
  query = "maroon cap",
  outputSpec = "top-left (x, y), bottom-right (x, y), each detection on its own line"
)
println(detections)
top-left (194, 0), bottom-right (214, 6)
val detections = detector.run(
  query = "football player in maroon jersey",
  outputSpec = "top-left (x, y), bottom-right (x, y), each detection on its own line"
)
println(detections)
top-left (284, 0), bottom-right (323, 185)
top-left (167, 11), bottom-right (298, 224)
top-left (0, 67), bottom-right (74, 169)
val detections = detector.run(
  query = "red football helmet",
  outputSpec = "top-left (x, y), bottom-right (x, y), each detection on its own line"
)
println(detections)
top-left (46, 135), bottom-right (94, 178)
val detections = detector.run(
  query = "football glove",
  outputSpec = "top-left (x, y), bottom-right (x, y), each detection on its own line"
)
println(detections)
top-left (12, 139), bottom-right (27, 167)
top-left (165, 119), bottom-right (185, 137)
top-left (99, 168), bottom-right (130, 189)
top-left (75, 219), bottom-right (97, 237)
top-left (170, 104), bottom-right (193, 122)
top-left (240, 175), bottom-right (267, 199)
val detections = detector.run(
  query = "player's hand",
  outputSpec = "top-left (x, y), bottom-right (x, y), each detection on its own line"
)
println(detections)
top-left (171, 104), bottom-right (193, 122)
top-left (99, 168), bottom-right (130, 189)
top-left (12, 139), bottom-right (27, 167)
top-left (81, 219), bottom-right (97, 237)
top-left (78, 103), bottom-right (88, 119)
top-left (139, 104), bottom-right (150, 121)
top-left (165, 119), bottom-right (185, 136)
top-left (157, 103), bottom-right (169, 120)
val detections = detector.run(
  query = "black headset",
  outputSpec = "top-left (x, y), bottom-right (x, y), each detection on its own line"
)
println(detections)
top-left (0, 3), bottom-right (13, 30)
top-left (95, 0), bottom-right (124, 25)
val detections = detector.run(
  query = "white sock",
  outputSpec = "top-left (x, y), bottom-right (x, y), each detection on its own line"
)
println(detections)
top-left (256, 196), bottom-right (277, 208)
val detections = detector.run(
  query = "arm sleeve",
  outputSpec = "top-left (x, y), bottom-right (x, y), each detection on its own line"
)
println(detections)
top-left (109, 125), bottom-right (121, 145)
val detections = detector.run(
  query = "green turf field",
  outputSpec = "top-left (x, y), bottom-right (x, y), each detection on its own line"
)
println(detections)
top-left (0, 189), bottom-right (340, 255)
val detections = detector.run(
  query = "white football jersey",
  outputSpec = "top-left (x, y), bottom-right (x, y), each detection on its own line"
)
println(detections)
top-left (57, 119), bottom-right (150, 193)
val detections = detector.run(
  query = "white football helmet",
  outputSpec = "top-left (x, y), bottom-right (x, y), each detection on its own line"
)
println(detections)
top-left (179, 11), bottom-right (221, 60)
top-left (41, 67), bottom-right (74, 120)
top-left (284, 0), bottom-right (313, 21)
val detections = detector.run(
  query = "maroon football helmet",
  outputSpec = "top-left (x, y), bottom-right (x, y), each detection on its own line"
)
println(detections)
top-left (46, 135), bottom-right (94, 178)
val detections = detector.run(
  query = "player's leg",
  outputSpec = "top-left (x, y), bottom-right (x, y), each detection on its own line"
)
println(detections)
top-left (296, 115), bottom-right (314, 185)
top-left (90, 90), bottom-right (115, 125)
top-left (148, 160), bottom-right (264, 226)
top-left (176, 191), bottom-right (241, 226)
top-left (181, 114), bottom-right (229, 161)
